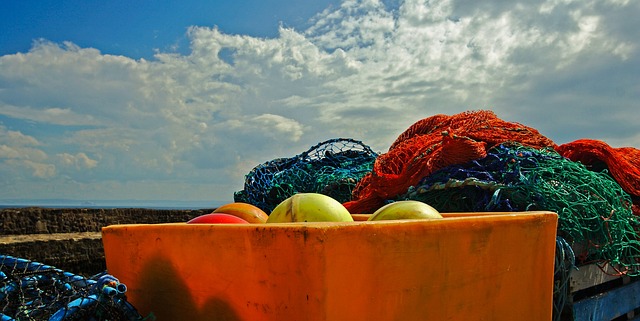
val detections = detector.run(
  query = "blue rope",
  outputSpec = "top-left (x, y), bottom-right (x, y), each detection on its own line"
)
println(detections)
top-left (553, 236), bottom-right (576, 321)
top-left (1, 255), bottom-right (149, 321)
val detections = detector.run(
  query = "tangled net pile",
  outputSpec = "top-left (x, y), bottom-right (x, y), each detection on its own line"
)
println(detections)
top-left (401, 143), bottom-right (640, 272)
top-left (1, 255), bottom-right (146, 321)
top-left (234, 138), bottom-right (378, 213)
top-left (343, 110), bottom-right (640, 271)
top-left (343, 110), bottom-right (557, 213)
top-left (558, 139), bottom-right (640, 217)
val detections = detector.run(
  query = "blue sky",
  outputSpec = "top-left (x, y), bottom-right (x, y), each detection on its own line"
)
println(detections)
top-left (1, 1), bottom-right (341, 59)
top-left (1, 0), bottom-right (639, 205)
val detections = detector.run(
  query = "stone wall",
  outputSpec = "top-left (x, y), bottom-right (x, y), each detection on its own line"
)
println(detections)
top-left (0, 207), bottom-right (213, 276)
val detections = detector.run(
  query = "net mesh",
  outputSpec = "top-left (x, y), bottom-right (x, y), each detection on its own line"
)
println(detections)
top-left (234, 138), bottom-right (378, 213)
top-left (557, 138), bottom-right (640, 216)
top-left (553, 236), bottom-right (575, 321)
top-left (343, 110), bottom-right (557, 214)
top-left (1, 255), bottom-right (148, 321)
top-left (400, 143), bottom-right (640, 274)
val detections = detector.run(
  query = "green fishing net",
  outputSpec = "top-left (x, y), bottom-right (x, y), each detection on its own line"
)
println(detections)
top-left (401, 143), bottom-right (640, 274)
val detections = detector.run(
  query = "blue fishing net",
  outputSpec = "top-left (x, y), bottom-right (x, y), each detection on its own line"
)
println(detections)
top-left (234, 138), bottom-right (378, 213)
top-left (1, 255), bottom-right (149, 321)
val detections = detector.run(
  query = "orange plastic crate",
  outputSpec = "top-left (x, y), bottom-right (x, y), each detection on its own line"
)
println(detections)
top-left (102, 211), bottom-right (558, 321)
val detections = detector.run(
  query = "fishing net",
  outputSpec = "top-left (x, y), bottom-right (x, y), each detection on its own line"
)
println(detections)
top-left (400, 143), bottom-right (640, 274)
top-left (553, 236), bottom-right (575, 321)
top-left (343, 110), bottom-right (557, 214)
top-left (234, 138), bottom-right (378, 213)
top-left (1, 255), bottom-right (148, 321)
top-left (557, 139), bottom-right (640, 216)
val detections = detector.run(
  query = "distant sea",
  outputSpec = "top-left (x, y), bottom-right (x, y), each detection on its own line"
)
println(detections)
top-left (0, 199), bottom-right (224, 210)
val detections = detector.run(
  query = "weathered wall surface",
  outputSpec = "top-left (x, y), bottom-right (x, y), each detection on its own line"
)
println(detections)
top-left (0, 207), bottom-right (212, 276)
top-left (0, 207), bottom-right (212, 235)
top-left (1, 237), bottom-right (104, 276)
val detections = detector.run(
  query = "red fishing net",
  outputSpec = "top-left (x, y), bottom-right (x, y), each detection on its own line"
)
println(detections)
top-left (343, 110), bottom-right (558, 213)
top-left (557, 139), bottom-right (640, 216)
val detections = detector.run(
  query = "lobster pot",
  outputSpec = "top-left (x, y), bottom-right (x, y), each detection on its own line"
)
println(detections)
top-left (102, 211), bottom-right (558, 321)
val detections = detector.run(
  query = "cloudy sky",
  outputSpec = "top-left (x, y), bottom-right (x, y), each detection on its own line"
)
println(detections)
top-left (1, 0), bottom-right (638, 206)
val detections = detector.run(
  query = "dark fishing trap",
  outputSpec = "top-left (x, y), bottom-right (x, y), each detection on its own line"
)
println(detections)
top-left (234, 138), bottom-right (379, 213)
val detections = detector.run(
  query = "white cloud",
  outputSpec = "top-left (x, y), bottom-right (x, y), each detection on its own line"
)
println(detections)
top-left (23, 160), bottom-right (56, 178)
top-left (0, 125), bottom-right (55, 178)
top-left (0, 145), bottom-right (47, 161)
top-left (0, 149), bottom-right (55, 179)
top-left (0, 0), bottom-right (638, 201)
top-left (249, 114), bottom-right (305, 141)
top-left (57, 152), bottom-right (98, 169)
top-left (1, 127), bottom-right (40, 146)
top-left (0, 104), bottom-right (102, 126)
